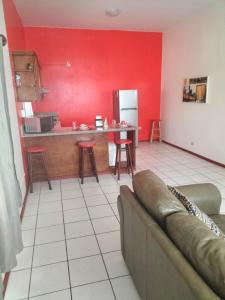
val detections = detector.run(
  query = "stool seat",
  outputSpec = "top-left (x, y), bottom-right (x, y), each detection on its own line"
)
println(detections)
top-left (27, 146), bottom-right (46, 153)
top-left (116, 139), bottom-right (132, 145)
top-left (78, 141), bottom-right (96, 148)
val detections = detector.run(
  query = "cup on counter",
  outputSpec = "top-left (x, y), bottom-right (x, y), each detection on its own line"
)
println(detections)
top-left (112, 119), bottom-right (116, 127)
top-left (72, 121), bottom-right (77, 130)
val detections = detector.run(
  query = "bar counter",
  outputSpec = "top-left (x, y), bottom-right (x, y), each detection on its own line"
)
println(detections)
top-left (23, 126), bottom-right (138, 179)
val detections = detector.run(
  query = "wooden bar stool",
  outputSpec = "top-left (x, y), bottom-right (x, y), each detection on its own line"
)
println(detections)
top-left (78, 141), bottom-right (99, 184)
top-left (114, 139), bottom-right (134, 180)
top-left (149, 119), bottom-right (162, 143)
top-left (27, 146), bottom-right (52, 193)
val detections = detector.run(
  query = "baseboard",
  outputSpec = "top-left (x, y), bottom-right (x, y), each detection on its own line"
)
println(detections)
top-left (163, 140), bottom-right (225, 168)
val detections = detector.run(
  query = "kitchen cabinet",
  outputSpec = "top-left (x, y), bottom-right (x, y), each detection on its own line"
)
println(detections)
top-left (12, 51), bottom-right (42, 102)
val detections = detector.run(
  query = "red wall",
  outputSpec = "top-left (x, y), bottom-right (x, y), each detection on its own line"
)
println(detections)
top-left (3, 0), bottom-right (25, 50)
top-left (3, 0), bottom-right (28, 183)
top-left (25, 27), bottom-right (162, 141)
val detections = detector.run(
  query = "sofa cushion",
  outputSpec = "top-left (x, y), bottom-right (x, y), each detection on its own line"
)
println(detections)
top-left (132, 170), bottom-right (187, 227)
top-left (167, 212), bottom-right (225, 299)
top-left (211, 214), bottom-right (225, 234)
top-left (168, 186), bottom-right (224, 238)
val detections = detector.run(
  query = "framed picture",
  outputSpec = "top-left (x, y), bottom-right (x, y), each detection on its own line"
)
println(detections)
top-left (183, 77), bottom-right (208, 103)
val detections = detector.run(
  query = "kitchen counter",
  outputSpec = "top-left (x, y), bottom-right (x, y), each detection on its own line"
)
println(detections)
top-left (24, 125), bottom-right (139, 180)
top-left (22, 125), bottom-right (139, 138)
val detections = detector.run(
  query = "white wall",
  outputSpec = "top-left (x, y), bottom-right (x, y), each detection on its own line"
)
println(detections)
top-left (0, 0), bottom-right (26, 198)
top-left (161, 0), bottom-right (225, 164)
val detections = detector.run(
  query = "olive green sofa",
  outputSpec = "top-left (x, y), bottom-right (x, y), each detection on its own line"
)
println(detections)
top-left (118, 170), bottom-right (225, 300)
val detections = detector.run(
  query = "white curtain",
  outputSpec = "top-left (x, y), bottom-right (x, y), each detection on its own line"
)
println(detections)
top-left (0, 36), bottom-right (23, 295)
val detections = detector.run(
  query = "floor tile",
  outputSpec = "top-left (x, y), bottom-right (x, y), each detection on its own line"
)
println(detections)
top-left (33, 241), bottom-right (67, 267)
top-left (61, 178), bottom-right (79, 184)
top-left (12, 247), bottom-right (33, 271)
top-left (72, 280), bottom-right (115, 300)
top-left (62, 189), bottom-right (82, 199)
top-left (80, 181), bottom-right (100, 188)
top-left (111, 276), bottom-right (141, 300)
top-left (69, 255), bottom-right (108, 287)
top-left (82, 186), bottom-right (103, 197)
top-left (97, 231), bottom-right (120, 253)
top-left (110, 203), bottom-right (119, 217)
top-left (40, 191), bottom-right (61, 202)
top-left (24, 204), bottom-right (38, 217)
top-left (29, 262), bottom-right (70, 297)
top-left (92, 216), bottom-right (119, 234)
top-left (105, 193), bottom-right (119, 203)
top-left (27, 193), bottom-right (39, 202)
top-left (22, 229), bottom-right (35, 247)
top-left (22, 215), bottom-right (37, 230)
top-left (103, 251), bottom-right (129, 278)
top-left (88, 204), bottom-right (114, 219)
top-left (61, 182), bottom-right (80, 191)
top-left (38, 201), bottom-right (62, 214)
top-left (41, 180), bottom-right (60, 192)
top-left (62, 197), bottom-right (86, 210)
top-left (67, 235), bottom-right (99, 260)
top-left (4, 269), bottom-right (31, 300)
top-left (64, 208), bottom-right (89, 223)
top-left (85, 195), bottom-right (108, 207)
top-left (26, 195), bottom-right (39, 205)
top-left (65, 220), bottom-right (94, 239)
top-left (29, 289), bottom-right (71, 299)
top-left (35, 225), bottom-right (65, 245)
top-left (37, 211), bottom-right (63, 228)
top-left (101, 185), bottom-right (120, 194)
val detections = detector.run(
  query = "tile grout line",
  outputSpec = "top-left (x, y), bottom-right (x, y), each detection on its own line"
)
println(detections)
top-left (22, 229), bottom-right (120, 249)
top-left (78, 177), bottom-right (118, 300)
top-left (11, 249), bottom-right (125, 274)
top-left (27, 187), bottom-right (41, 300)
top-left (59, 180), bottom-right (73, 300)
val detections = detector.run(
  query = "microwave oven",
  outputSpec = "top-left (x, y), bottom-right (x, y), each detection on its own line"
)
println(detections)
top-left (24, 116), bottom-right (54, 133)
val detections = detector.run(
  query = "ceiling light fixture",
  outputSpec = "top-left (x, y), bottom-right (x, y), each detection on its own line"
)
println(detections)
top-left (105, 8), bottom-right (121, 17)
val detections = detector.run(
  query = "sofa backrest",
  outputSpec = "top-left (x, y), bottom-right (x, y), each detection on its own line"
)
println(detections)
top-left (132, 169), bottom-right (186, 227)
top-left (118, 185), bottom-right (220, 300)
top-left (167, 212), bottom-right (225, 299)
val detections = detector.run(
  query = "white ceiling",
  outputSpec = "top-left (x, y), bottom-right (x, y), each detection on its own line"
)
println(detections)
top-left (14, 0), bottom-right (215, 32)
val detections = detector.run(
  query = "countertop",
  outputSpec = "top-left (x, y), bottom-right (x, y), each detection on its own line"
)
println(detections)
top-left (23, 125), bottom-right (140, 138)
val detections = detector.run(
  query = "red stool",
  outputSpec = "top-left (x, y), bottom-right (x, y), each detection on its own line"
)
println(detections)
top-left (114, 139), bottom-right (134, 180)
top-left (27, 146), bottom-right (52, 193)
top-left (78, 141), bottom-right (99, 184)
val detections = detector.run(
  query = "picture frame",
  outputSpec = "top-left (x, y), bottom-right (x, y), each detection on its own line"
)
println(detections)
top-left (183, 77), bottom-right (208, 103)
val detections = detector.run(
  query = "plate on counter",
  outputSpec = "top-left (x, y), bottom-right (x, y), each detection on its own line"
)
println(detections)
top-left (79, 126), bottom-right (89, 131)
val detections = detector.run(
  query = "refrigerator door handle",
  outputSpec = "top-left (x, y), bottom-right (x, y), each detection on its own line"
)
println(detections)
top-left (120, 108), bottom-right (137, 111)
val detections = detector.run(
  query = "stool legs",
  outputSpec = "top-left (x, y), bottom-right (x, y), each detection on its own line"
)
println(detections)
top-left (79, 146), bottom-right (98, 184)
top-left (88, 147), bottom-right (99, 183)
top-left (28, 152), bottom-right (51, 193)
top-left (150, 120), bottom-right (161, 143)
top-left (79, 147), bottom-right (84, 184)
top-left (127, 144), bottom-right (134, 178)
top-left (115, 144), bottom-right (133, 180)
top-left (117, 145), bottom-right (121, 180)
top-left (28, 152), bottom-right (33, 193)
top-left (40, 153), bottom-right (52, 190)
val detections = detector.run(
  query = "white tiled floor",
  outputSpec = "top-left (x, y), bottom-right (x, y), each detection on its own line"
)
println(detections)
top-left (5, 142), bottom-right (225, 300)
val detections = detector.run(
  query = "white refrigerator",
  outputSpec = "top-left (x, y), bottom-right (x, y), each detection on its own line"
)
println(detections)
top-left (113, 89), bottom-right (138, 147)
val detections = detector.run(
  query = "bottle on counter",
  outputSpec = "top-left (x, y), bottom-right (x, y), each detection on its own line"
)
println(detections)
top-left (104, 117), bottom-right (108, 129)
top-left (95, 116), bottom-right (104, 129)
top-left (72, 121), bottom-right (77, 130)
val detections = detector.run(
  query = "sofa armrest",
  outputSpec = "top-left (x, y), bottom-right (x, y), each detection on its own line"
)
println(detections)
top-left (175, 183), bottom-right (222, 215)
